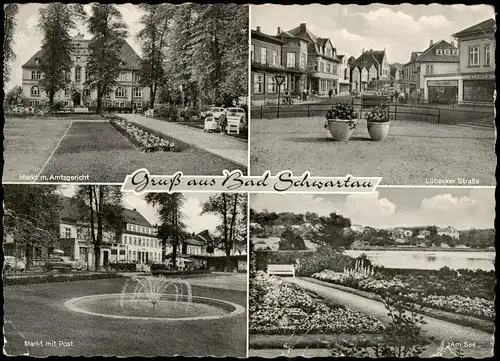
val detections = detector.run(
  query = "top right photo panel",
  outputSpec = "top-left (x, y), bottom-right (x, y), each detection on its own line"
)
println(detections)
top-left (249, 4), bottom-right (496, 186)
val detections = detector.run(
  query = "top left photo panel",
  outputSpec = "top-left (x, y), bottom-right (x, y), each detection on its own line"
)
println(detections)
top-left (3, 3), bottom-right (249, 183)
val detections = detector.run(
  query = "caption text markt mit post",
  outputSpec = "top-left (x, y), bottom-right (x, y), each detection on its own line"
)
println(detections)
top-left (124, 169), bottom-right (378, 193)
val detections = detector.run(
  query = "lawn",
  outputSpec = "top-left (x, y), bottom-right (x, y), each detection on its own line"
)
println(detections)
top-left (37, 122), bottom-right (244, 182)
top-left (250, 117), bottom-right (496, 185)
top-left (3, 277), bottom-right (246, 357)
top-left (3, 117), bottom-right (72, 182)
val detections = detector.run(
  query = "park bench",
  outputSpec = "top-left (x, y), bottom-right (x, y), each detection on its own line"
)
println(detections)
top-left (267, 264), bottom-right (295, 277)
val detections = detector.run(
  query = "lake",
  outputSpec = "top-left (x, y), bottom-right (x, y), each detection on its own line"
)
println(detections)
top-left (344, 250), bottom-right (495, 271)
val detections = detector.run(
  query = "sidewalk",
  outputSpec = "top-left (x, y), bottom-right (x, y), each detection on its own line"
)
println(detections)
top-left (120, 114), bottom-right (248, 167)
top-left (284, 278), bottom-right (494, 357)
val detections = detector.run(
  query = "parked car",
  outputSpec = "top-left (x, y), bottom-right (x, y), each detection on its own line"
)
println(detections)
top-left (44, 257), bottom-right (73, 272)
top-left (60, 256), bottom-right (85, 270)
top-left (225, 107), bottom-right (247, 132)
top-left (4, 256), bottom-right (26, 273)
top-left (203, 106), bottom-right (225, 120)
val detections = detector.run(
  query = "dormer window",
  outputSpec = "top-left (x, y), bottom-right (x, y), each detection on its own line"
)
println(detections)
top-left (452, 49), bottom-right (459, 56)
top-left (436, 49), bottom-right (442, 55)
top-left (34, 58), bottom-right (40, 65)
top-left (444, 49), bottom-right (450, 55)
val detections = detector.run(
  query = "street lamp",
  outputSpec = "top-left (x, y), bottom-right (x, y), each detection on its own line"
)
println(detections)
top-left (275, 74), bottom-right (286, 118)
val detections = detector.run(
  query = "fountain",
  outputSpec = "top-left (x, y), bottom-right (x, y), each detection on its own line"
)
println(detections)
top-left (64, 275), bottom-right (245, 321)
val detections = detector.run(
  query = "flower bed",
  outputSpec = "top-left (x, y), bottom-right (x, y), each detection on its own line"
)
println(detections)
top-left (250, 271), bottom-right (385, 335)
top-left (110, 118), bottom-right (178, 152)
top-left (312, 269), bottom-right (495, 320)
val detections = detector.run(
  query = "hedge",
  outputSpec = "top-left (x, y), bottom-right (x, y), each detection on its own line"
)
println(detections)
top-left (150, 270), bottom-right (211, 276)
top-left (4, 272), bottom-right (123, 286)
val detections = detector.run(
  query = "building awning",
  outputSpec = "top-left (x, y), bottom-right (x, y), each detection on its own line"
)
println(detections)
top-left (252, 62), bottom-right (306, 74)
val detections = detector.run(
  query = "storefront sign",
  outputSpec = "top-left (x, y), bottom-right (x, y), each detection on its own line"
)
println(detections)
top-left (428, 80), bottom-right (458, 87)
top-left (467, 73), bottom-right (494, 80)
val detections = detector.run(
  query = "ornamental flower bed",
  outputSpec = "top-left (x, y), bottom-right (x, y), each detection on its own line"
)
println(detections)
top-left (110, 118), bottom-right (178, 152)
top-left (312, 269), bottom-right (495, 320)
top-left (249, 271), bottom-right (385, 335)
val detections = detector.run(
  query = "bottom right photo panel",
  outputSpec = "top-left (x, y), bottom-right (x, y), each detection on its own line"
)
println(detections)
top-left (248, 188), bottom-right (495, 358)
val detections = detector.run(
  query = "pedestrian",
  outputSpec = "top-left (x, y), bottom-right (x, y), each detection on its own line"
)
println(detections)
top-left (284, 89), bottom-right (289, 105)
top-left (328, 88), bottom-right (333, 99)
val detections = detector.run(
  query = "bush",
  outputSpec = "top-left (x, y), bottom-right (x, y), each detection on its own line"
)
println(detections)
top-left (109, 262), bottom-right (136, 271)
top-left (4, 272), bottom-right (122, 286)
top-left (155, 103), bottom-right (179, 121)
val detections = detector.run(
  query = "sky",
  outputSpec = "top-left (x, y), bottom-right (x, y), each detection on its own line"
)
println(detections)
top-left (250, 188), bottom-right (495, 230)
top-left (6, 3), bottom-right (145, 91)
top-left (59, 186), bottom-right (222, 235)
top-left (251, 4), bottom-right (495, 64)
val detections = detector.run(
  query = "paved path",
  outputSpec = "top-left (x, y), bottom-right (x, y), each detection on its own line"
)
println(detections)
top-left (284, 278), bottom-right (494, 358)
top-left (121, 114), bottom-right (247, 167)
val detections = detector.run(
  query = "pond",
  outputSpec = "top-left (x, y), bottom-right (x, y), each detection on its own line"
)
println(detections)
top-left (344, 250), bottom-right (495, 271)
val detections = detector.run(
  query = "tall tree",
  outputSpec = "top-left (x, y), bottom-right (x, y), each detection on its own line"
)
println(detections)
top-left (37, 3), bottom-right (86, 108)
top-left (74, 185), bottom-right (124, 270)
top-left (316, 212), bottom-right (354, 250)
top-left (136, 4), bottom-right (173, 109)
top-left (85, 4), bottom-right (128, 112)
top-left (4, 85), bottom-right (23, 106)
top-left (3, 185), bottom-right (61, 270)
top-left (3, 4), bottom-right (20, 87)
top-left (145, 193), bottom-right (188, 269)
top-left (201, 193), bottom-right (247, 270)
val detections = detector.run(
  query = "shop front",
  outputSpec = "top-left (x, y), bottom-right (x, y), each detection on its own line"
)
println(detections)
top-left (428, 79), bottom-right (459, 104)
top-left (462, 74), bottom-right (495, 102)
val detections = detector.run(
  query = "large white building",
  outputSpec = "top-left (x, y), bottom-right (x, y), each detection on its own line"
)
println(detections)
top-left (21, 33), bottom-right (150, 109)
top-left (59, 198), bottom-right (162, 267)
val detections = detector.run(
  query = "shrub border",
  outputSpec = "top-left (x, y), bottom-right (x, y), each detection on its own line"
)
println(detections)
top-left (3, 272), bottom-right (123, 286)
top-left (304, 277), bottom-right (494, 334)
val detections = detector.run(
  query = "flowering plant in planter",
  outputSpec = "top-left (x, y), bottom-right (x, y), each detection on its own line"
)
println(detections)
top-left (324, 102), bottom-right (358, 130)
top-left (366, 106), bottom-right (390, 122)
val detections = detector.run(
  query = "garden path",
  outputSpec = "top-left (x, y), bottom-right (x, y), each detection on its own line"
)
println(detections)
top-left (284, 277), bottom-right (494, 357)
top-left (120, 114), bottom-right (247, 167)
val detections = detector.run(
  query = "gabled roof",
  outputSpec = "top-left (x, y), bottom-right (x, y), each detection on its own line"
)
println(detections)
top-left (252, 29), bottom-right (286, 44)
top-left (354, 51), bottom-right (380, 69)
top-left (22, 39), bottom-right (142, 69)
top-left (337, 54), bottom-right (345, 59)
top-left (287, 23), bottom-right (318, 43)
top-left (123, 208), bottom-right (153, 228)
top-left (415, 40), bottom-right (459, 63)
top-left (184, 230), bottom-right (214, 246)
top-left (452, 18), bottom-right (496, 38)
top-left (371, 50), bottom-right (386, 64)
top-left (405, 51), bottom-right (423, 66)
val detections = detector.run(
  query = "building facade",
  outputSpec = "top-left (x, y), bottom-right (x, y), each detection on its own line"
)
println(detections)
top-left (21, 33), bottom-right (150, 109)
top-left (337, 55), bottom-right (351, 94)
top-left (419, 19), bottom-right (495, 103)
top-left (351, 49), bottom-right (390, 91)
top-left (437, 226), bottom-right (460, 239)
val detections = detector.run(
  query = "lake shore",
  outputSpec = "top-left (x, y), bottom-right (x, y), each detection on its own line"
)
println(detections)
top-left (348, 247), bottom-right (495, 252)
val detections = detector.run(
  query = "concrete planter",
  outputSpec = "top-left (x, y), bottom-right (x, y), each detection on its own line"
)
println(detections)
top-left (367, 121), bottom-right (390, 141)
top-left (326, 118), bottom-right (358, 141)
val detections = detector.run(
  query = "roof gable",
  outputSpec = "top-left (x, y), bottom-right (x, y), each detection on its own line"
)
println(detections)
top-left (415, 40), bottom-right (459, 63)
top-left (452, 18), bottom-right (496, 38)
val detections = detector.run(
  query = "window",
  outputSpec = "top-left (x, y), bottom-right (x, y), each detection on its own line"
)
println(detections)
top-left (76, 57), bottom-right (80, 63)
top-left (452, 49), bottom-right (459, 56)
top-left (251, 45), bottom-right (254, 62)
top-left (30, 86), bottom-right (40, 96)
top-left (300, 53), bottom-right (306, 69)
top-left (290, 76), bottom-right (295, 91)
top-left (133, 87), bottom-right (142, 97)
top-left (436, 49), bottom-right (442, 55)
top-left (314, 63), bottom-right (318, 71)
top-left (84, 88), bottom-right (91, 96)
top-left (134, 73), bottom-right (141, 83)
top-left (120, 73), bottom-right (127, 81)
top-left (344, 68), bottom-right (348, 80)
top-left (484, 44), bottom-right (491, 66)
top-left (286, 53), bottom-right (296, 68)
top-left (260, 48), bottom-right (267, 64)
top-left (333, 64), bottom-right (337, 74)
top-left (272, 50), bottom-right (278, 65)
top-left (127, 224), bottom-right (131, 231)
top-left (65, 227), bottom-right (71, 238)
top-left (75, 66), bottom-right (81, 82)
top-left (35, 58), bottom-right (40, 65)
top-left (320, 62), bottom-right (324, 73)
top-left (326, 63), bottom-right (331, 73)
top-left (66, 72), bottom-right (71, 81)
top-left (132, 225), bottom-right (136, 231)
top-left (30, 100), bottom-right (40, 107)
top-left (267, 76), bottom-right (276, 93)
top-left (444, 49), bottom-right (450, 55)
top-left (31, 70), bottom-right (41, 80)
top-left (425, 64), bottom-right (434, 74)
top-left (115, 87), bottom-right (126, 97)
top-left (85, 68), bottom-right (90, 81)
top-left (469, 46), bottom-right (479, 66)
top-left (254, 73), bottom-right (263, 93)
top-left (64, 101), bottom-right (69, 106)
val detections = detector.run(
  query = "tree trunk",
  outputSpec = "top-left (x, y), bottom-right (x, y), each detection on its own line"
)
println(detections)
top-left (150, 85), bottom-right (156, 109)
top-left (49, 91), bottom-right (55, 109)
top-left (96, 186), bottom-right (104, 270)
top-left (88, 187), bottom-right (97, 270)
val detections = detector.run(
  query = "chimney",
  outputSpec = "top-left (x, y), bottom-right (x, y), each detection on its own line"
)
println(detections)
top-left (362, 48), bottom-right (365, 53)
top-left (256, 26), bottom-right (261, 32)
top-left (277, 27), bottom-right (281, 35)
top-left (429, 39), bottom-right (433, 47)
top-left (300, 23), bottom-right (306, 32)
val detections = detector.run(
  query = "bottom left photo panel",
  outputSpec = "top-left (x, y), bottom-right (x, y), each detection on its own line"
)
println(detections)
top-left (3, 185), bottom-right (248, 358)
